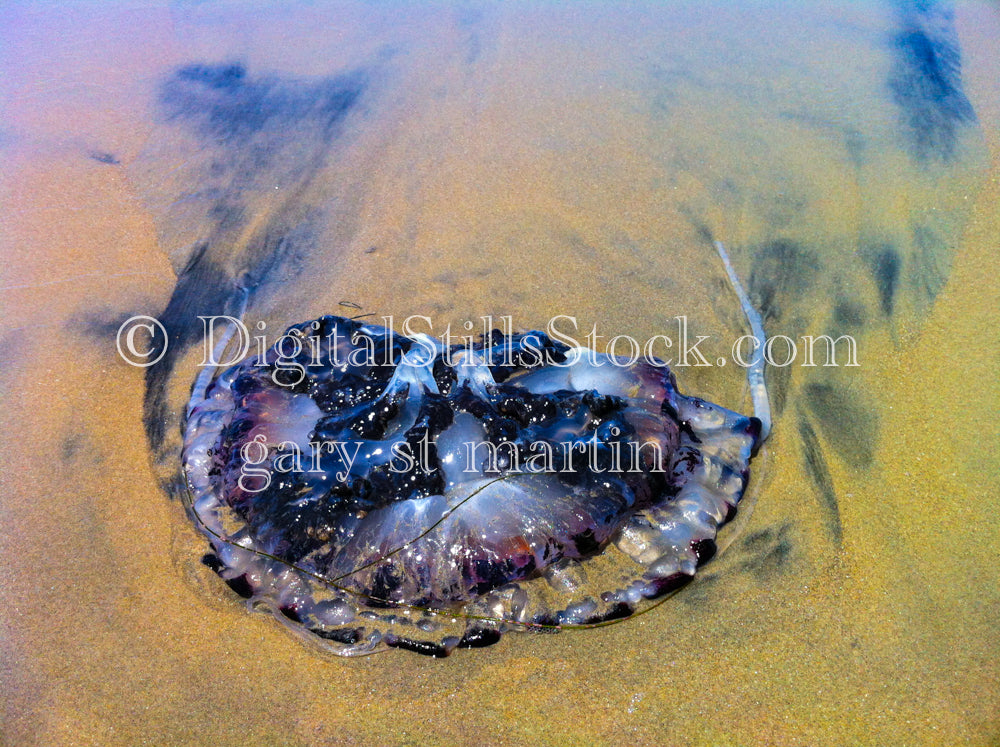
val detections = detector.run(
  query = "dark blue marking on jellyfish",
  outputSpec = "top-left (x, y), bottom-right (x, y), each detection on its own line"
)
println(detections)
top-left (181, 243), bottom-right (771, 656)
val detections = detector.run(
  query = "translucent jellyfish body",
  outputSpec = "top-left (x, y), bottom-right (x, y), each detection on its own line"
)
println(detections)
top-left (183, 312), bottom-right (764, 656)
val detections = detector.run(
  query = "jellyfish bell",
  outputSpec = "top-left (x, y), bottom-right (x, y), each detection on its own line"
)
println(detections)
top-left (181, 242), bottom-right (770, 656)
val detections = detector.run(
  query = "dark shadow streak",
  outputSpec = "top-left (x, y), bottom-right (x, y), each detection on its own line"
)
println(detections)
top-left (796, 412), bottom-right (843, 545)
top-left (888, 0), bottom-right (976, 163)
top-left (141, 62), bottom-right (368, 464)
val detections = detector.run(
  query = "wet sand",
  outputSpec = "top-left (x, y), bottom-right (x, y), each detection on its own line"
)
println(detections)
top-left (2, 2), bottom-right (999, 744)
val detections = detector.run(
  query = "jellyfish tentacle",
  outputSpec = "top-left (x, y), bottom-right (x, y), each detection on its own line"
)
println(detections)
top-left (713, 240), bottom-right (771, 440)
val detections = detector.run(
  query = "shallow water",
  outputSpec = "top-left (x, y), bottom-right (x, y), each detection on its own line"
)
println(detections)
top-left (2, 1), bottom-right (999, 744)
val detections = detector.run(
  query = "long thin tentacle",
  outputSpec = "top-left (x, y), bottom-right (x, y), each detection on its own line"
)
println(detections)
top-left (714, 240), bottom-right (771, 440)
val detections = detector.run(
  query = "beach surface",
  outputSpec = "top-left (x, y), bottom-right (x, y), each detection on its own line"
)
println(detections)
top-left (2, 2), bottom-right (998, 744)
